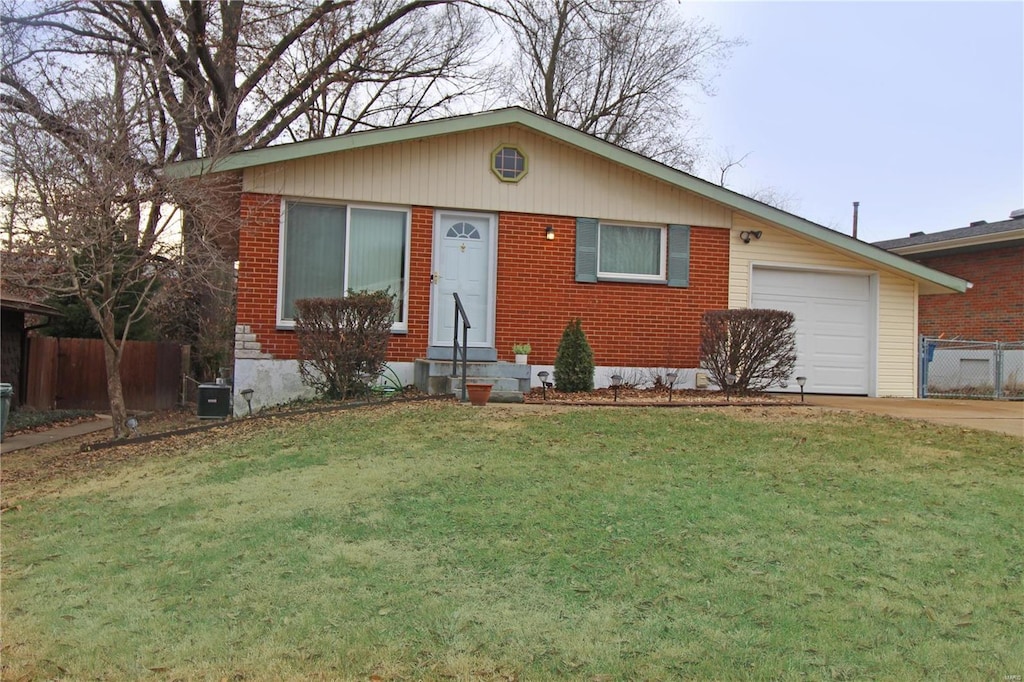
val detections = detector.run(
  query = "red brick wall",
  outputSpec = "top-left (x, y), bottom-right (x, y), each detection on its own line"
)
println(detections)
top-left (237, 193), bottom-right (287, 354)
top-left (237, 193), bottom-right (432, 361)
top-left (237, 193), bottom-right (730, 366)
top-left (912, 246), bottom-right (1023, 341)
top-left (494, 212), bottom-right (729, 367)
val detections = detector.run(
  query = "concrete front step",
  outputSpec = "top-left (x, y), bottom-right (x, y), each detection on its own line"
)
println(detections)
top-left (414, 358), bottom-right (532, 400)
top-left (451, 376), bottom-right (523, 392)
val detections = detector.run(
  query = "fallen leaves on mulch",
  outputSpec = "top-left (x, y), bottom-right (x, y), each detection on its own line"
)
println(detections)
top-left (523, 387), bottom-right (795, 406)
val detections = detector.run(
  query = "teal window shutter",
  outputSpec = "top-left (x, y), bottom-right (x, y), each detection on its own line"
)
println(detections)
top-left (575, 217), bottom-right (598, 283)
top-left (667, 224), bottom-right (691, 288)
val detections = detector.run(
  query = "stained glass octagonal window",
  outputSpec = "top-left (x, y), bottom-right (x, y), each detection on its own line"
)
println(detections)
top-left (491, 145), bottom-right (528, 183)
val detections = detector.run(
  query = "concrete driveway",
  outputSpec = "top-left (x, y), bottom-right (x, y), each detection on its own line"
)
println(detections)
top-left (807, 396), bottom-right (1023, 439)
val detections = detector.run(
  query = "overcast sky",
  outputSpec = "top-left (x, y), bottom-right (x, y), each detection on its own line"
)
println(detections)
top-left (686, 1), bottom-right (1023, 243)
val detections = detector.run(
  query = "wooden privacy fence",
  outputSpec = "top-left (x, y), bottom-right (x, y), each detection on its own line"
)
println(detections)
top-left (26, 337), bottom-right (185, 412)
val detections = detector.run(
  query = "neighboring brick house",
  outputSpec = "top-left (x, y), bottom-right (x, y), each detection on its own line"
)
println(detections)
top-left (169, 108), bottom-right (967, 412)
top-left (874, 212), bottom-right (1024, 342)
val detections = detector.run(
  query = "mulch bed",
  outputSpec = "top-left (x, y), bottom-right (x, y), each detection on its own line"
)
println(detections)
top-left (523, 387), bottom-right (794, 406)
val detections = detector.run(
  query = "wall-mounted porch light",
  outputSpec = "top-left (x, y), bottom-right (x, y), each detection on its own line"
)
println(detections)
top-left (545, 225), bottom-right (555, 241)
top-left (739, 230), bottom-right (762, 244)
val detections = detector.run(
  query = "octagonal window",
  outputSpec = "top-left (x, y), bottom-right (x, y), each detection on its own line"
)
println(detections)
top-left (491, 145), bottom-right (528, 182)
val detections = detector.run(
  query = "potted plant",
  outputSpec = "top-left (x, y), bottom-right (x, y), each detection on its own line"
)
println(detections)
top-left (465, 382), bottom-right (493, 406)
top-left (512, 343), bottom-right (532, 364)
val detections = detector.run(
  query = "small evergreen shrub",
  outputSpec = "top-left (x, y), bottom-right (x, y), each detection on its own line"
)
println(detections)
top-left (294, 292), bottom-right (394, 399)
top-left (699, 309), bottom-right (796, 393)
top-left (553, 318), bottom-right (595, 392)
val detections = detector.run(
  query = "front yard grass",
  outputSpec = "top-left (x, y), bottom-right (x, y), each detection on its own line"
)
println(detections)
top-left (2, 403), bottom-right (1021, 680)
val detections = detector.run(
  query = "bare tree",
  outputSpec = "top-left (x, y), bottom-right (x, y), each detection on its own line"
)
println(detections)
top-left (490, 0), bottom-right (738, 169)
top-left (1, 1), bottom-right (490, 432)
top-left (707, 147), bottom-right (799, 212)
top-left (2, 1), bottom-right (487, 162)
top-left (1, 51), bottom-right (231, 438)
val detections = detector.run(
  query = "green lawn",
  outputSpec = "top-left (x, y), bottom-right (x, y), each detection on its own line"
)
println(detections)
top-left (2, 403), bottom-right (1022, 680)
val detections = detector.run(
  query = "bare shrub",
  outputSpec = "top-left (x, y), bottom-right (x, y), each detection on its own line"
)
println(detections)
top-left (643, 367), bottom-right (686, 389)
top-left (294, 293), bottom-right (395, 400)
top-left (609, 368), bottom-right (648, 389)
top-left (700, 309), bottom-right (796, 393)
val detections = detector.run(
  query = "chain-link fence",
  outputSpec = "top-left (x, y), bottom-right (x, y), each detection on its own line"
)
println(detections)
top-left (920, 337), bottom-right (1024, 399)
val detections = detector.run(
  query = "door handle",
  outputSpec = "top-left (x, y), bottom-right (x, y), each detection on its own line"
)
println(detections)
top-left (430, 271), bottom-right (440, 284)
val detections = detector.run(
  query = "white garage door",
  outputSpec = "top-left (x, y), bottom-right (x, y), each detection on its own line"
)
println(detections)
top-left (751, 268), bottom-right (873, 395)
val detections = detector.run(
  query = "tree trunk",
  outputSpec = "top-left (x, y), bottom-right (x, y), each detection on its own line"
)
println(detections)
top-left (101, 330), bottom-right (129, 439)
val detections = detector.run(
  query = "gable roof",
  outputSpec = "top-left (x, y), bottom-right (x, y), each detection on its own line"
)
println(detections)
top-left (874, 214), bottom-right (1024, 255)
top-left (166, 107), bottom-right (969, 294)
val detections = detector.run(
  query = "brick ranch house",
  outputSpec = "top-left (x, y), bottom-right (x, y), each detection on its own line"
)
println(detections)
top-left (874, 211), bottom-right (1023, 342)
top-left (168, 108), bottom-right (968, 413)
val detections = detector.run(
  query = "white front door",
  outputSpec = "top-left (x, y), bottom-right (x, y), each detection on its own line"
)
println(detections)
top-left (430, 211), bottom-right (497, 348)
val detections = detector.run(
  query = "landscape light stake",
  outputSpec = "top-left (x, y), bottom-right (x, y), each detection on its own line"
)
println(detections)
top-left (666, 371), bottom-right (678, 402)
top-left (725, 373), bottom-right (737, 402)
top-left (796, 376), bottom-right (807, 403)
top-left (537, 370), bottom-right (550, 400)
top-left (611, 374), bottom-right (623, 402)
top-left (240, 388), bottom-right (254, 416)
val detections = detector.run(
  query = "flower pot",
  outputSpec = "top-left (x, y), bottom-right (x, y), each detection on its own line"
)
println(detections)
top-left (465, 383), bottom-right (493, 406)
top-left (515, 354), bottom-right (528, 365)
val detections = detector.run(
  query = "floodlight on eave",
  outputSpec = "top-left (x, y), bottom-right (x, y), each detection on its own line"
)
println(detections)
top-left (716, 203), bottom-right (971, 295)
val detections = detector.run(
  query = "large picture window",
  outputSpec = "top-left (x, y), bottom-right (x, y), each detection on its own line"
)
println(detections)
top-left (278, 201), bottom-right (410, 330)
top-left (598, 223), bottom-right (666, 281)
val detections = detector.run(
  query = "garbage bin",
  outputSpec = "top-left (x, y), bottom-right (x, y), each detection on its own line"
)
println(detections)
top-left (0, 383), bottom-right (12, 443)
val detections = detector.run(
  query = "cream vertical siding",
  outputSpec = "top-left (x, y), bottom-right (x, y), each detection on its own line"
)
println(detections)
top-left (244, 125), bottom-right (731, 227)
top-left (876, 276), bottom-right (919, 397)
top-left (729, 215), bottom-right (919, 397)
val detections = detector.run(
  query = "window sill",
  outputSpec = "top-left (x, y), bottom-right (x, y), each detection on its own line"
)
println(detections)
top-left (276, 322), bottom-right (408, 334)
top-left (596, 276), bottom-right (668, 285)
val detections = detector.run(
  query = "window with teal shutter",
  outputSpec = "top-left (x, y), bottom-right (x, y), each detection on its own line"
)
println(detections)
top-left (598, 224), bottom-right (665, 281)
top-left (575, 217), bottom-right (598, 283)
top-left (575, 218), bottom-right (690, 287)
top-left (667, 224), bottom-right (691, 288)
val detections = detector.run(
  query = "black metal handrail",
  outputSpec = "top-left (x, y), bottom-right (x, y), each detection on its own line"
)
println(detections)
top-left (451, 292), bottom-right (471, 402)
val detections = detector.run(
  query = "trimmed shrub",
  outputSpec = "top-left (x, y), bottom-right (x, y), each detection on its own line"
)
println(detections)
top-left (294, 292), bottom-right (394, 399)
top-left (554, 318), bottom-right (595, 392)
top-left (700, 309), bottom-right (796, 393)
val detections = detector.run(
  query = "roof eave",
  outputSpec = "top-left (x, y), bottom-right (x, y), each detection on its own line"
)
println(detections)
top-left (0, 298), bottom-right (61, 316)
top-left (164, 109), bottom-right (530, 178)
top-left (887, 228), bottom-right (1024, 256)
top-left (165, 107), bottom-right (970, 294)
